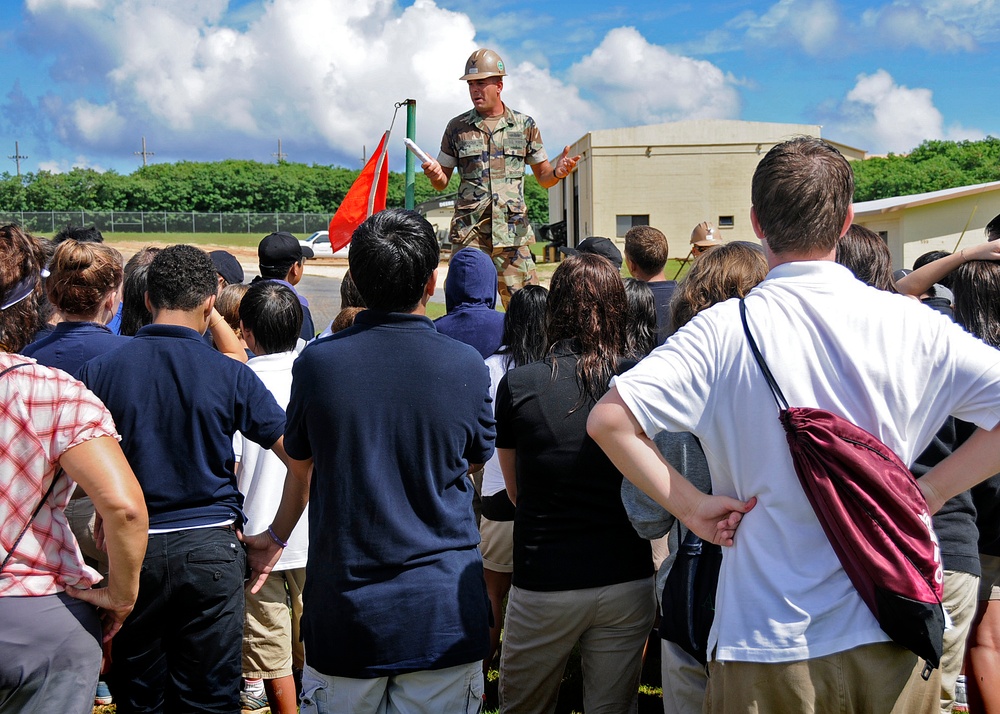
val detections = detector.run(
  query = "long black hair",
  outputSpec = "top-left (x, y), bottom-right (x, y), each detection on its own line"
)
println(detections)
top-left (546, 254), bottom-right (629, 406)
top-left (952, 260), bottom-right (1000, 348)
top-left (624, 278), bottom-right (657, 358)
top-left (496, 284), bottom-right (547, 368)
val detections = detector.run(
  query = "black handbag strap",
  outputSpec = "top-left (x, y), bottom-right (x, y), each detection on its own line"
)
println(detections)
top-left (1, 361), bottom-right (59, 573)
top-left (738, 299), bottom-right (789, 412)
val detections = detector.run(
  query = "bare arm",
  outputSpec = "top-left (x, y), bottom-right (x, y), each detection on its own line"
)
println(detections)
top-left (919, 423), bottom-right (1000, 514)
top-left (895, 242), bottom-right (1000, 297)
top-left (587, 387), bottom-right (756, 546)
top-left (208, 307), bottom-right (248, 363)
top-left (421, 160), bottom-right (455, 192)
top-left (240, 441), bottom-right (312, 594)
top-left (531, 146), bottom-right (582, 189)
top-left (498, 448), bottom-right (517, 505)
top-left (62, 436), bottom-right (149, 641)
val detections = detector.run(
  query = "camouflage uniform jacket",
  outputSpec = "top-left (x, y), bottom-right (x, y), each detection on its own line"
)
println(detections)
top-left (438, 105), bottom-right (547, 250)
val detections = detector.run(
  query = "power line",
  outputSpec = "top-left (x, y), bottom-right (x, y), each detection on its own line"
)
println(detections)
top-left (272, 138), bottom-right (287, 163)
top-left (134, 136), bottom-right (155, 167)
top-left (8, 141), bottom-right (28, 177)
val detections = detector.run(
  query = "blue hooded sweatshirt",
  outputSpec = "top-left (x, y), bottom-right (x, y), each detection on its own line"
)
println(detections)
top-left (434, 247), bottom-right (505, 359)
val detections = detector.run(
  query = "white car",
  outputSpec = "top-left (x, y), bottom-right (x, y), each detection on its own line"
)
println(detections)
top-left (299, 231), bottom-right (349, 258)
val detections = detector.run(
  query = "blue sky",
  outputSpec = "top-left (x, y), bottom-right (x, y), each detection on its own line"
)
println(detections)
top-left (0, 0), bottom-right (997, 177)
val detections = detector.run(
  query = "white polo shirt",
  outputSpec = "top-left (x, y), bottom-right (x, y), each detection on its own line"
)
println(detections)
top-left (613, 260), bottom-right (1000, 663)
top-left (234, 350), bottom-right (308, 570)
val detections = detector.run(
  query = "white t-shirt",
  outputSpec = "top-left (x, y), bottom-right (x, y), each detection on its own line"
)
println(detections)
top-left (482, 351), bottom-right (513, 497)
top-left (234, 350), bottom-right (308, 570)
top-left (613, 260), bottom-right (1000, 663)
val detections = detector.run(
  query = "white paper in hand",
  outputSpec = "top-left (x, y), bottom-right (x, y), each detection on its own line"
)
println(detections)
top-left (404, 138), bottom-right (433, 165)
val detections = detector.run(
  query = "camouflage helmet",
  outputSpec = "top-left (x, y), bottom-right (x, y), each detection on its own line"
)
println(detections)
top-left (460, 49), bottom-right (507, 81)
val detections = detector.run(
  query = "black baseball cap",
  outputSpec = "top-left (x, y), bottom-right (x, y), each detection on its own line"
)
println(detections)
top-left (559, 236), bottom-right (623, 270)
top-left (258, 232), bottom-right (312, 270)
top-left (209, 250), bottom-right (244, 285)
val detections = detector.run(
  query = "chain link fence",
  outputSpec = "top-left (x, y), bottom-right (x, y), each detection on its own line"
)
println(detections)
top-left (0, 211), bottom-right (330, 235)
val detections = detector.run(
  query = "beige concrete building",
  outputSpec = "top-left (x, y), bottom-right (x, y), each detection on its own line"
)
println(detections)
top-left (853, 181), bottom-right (1000, 269)
top-left (547, 119), bottom-right (865, 261)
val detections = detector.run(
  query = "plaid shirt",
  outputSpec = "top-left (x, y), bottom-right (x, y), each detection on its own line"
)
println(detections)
top-left (0, 354), bottom-right (119, 597)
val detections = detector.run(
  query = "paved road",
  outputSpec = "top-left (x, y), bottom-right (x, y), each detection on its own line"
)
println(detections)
top-left (242, 260), bottom-right (447, 335)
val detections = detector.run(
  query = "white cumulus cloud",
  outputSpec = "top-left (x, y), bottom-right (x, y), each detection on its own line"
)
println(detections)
top-left (828, 69), bottom-right (983, 153)
top-left (734, 0), bottom-right (843, 55)
top-left (568, 27), bottom-right (741, 127)
top-left (21, 0), bottom-right (743, 170)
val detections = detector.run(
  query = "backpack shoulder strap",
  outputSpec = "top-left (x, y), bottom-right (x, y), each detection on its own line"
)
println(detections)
top-left (738, 299), bottom-right (789, 412)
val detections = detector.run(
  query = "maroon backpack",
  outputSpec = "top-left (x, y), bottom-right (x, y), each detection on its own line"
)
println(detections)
top-left (740, 299), bottom-right (944, 674)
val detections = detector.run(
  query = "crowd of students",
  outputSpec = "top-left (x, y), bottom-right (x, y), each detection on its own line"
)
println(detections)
top-left (1, 136), bottom-right (1000, 714)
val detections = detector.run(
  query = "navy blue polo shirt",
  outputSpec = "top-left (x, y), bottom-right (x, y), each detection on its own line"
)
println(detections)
top-left (22, 321), bottom-right (129, 374)
top-left (77, 323), bottom-right (285, 529)
top-left (285, 310), bottom-right (495, 678)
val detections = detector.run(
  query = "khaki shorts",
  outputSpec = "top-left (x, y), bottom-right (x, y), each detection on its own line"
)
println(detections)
top-left (243, 567), bottom-right (305, 679)
top-left (705, 641), bottom-right (939, 714)
top-left (479, 516), bottom-right (513, 573)
top-left (980, 553), bottom-right (1000, 601)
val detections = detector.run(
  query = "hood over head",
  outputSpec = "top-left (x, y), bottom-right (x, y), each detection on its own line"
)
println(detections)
top-left (445, 247), bottom-right (498, 311)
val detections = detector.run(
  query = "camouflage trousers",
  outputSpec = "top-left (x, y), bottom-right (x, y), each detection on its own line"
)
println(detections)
top-left (491, 246), bottom-right (539, 309)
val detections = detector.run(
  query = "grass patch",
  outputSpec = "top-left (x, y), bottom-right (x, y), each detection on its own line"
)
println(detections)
top-left (102, 232), bottom-right (263, 247)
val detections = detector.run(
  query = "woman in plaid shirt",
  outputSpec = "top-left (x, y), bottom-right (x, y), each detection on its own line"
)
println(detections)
top-left (0, 224), bottom-right (148, 714)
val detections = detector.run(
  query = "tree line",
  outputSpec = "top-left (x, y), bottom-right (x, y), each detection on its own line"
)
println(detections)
top-left (850, 137), bottom-right (1000, 201)
top-left (1, 137), bottom-right (996, 225)
top-left (0, 159), bottom-right (552, 225)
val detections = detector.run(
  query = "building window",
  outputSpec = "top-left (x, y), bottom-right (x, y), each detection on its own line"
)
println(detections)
top-left (616, 214), bottom-right (649, 237)
top-left (878, 231), bottom-right (888, 243)
top-left (718, 215), bottom-right (735, 228)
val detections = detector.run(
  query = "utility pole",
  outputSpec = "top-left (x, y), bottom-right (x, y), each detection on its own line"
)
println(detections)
top-left (360, 145), bottom-right (366, 166)
top-left (134, 136), bottom-right (154, 167)
top-left (272, 139), bottom-right (287, 163)
top-left (8, 141), bottom-right (27, 177)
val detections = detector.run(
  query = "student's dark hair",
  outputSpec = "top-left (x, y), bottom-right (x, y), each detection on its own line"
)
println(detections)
top-left (53, 225), bottom-right (103, 245)
top-left (914, 250), bottom-right (954, 289)
top-left (671, 241), bottom-right (768, 332)
top-left (986, 213), bottom-right (1000, 242)
top-left (952, 260), bottom-right (1000, 349)
top-left (496, 284), bottom-right (547, 368)
top-left (46, 239), bottom-right (124, 317)
top-left (624, 278), bottom-right (657, 358)
top-left (259, 260), bottom-right (298, 281)
top-left (340, 269), bottom-right (366, 309)
top-left (147, 244), bottom-right (217, 311)
top-left (751, 137), bottom-right (854, 256)
top-left (239, 281), bottom-right (302, 354)
top-left (623, 225), bottom-right (669, 277)
top-left (0, 224), bottom-right (47, 352)
top-left (348, 209), bottom-right (439, 313)
top-left (120, 264), bottom-right (152, 336)
top-left (546, 254), bottom-right (628, 407)
top-left (124, 246), bottom-right (160, 278)
top-left (836, 224), bottom-right (896, 293)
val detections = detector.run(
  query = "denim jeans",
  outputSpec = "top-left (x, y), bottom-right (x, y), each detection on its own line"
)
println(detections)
top-left (111, 527), bottom-right (246, 714)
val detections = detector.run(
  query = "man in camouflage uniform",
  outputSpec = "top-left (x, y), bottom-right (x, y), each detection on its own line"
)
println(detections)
top-left (422, 48), bottom-right (580, 307)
